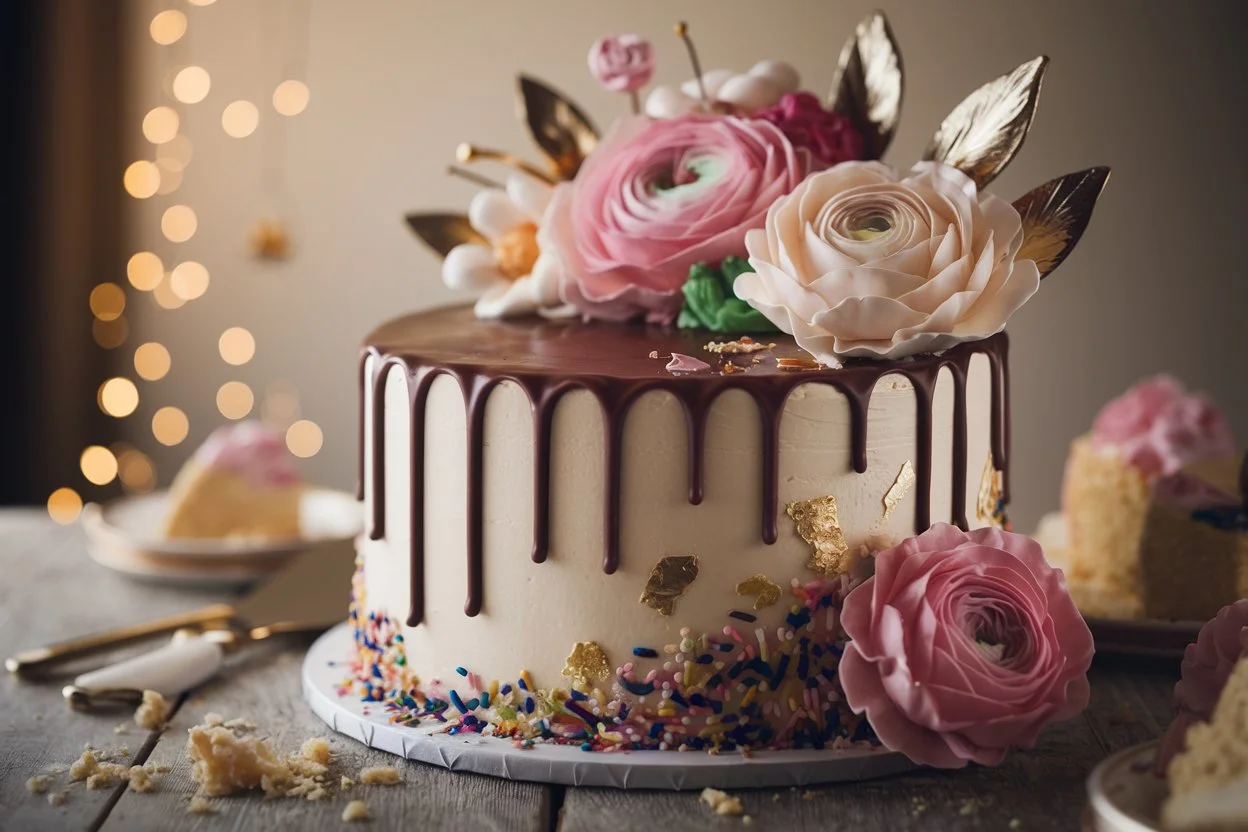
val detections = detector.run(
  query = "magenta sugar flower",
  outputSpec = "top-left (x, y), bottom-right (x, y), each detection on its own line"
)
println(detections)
top-left (839, 524), bottom-right (1094, 768)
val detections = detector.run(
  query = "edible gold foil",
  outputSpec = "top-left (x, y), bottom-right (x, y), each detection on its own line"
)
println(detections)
top-left (921, 56), bottom-right (1048, 190)
top-left (1014, 167), bottom-right (1111, 279)
top-left (880, 460), bottom-right (915, 524)
top-left (562, 641), bottom-right (611, 688)
top-left (787, 495), bottom-right (852, 576)
top-left (517, 75), bottom-right (599, 180)
top-left (735, 574), bottom-right (782, 610)
top-left (639, 555), bottom-right (699, 616)
top-left (404, 213), bottom-right (486, 259)
top-left (829, 10), bottom-right (903, 160)
top-left (977, 453), bottom-right (1005, 527)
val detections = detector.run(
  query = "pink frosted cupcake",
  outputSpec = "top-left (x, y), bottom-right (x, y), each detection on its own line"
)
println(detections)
top-left (164, 422), bottom-right (303, 540)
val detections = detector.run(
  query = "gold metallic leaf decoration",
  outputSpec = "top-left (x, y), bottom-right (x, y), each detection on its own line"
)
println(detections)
top-left (639, 555), bottom-right (699, 616)
top-left (977, 453), bottom-right (1005, 527)
top-left (562, 641), bottom-right (611, 688)
top-left (517, 74), bottom-right (599, 181)
top-left (404, 213), bottom-right (486, 260)
top-left (1014, 167), bottom-right (1111, 279)
top-left (828, 10), bottom-right (903, 160)
top-left (735, 574), bottom-right (782, 611)
top-left (879, 460), bottom-right (916, 524)
top-left (787, 495), bottom-right (851, 576)
top-left (922, 56), bottom-right (1048, 190)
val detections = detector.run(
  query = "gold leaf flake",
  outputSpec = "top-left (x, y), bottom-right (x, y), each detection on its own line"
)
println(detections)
top-left (404, 213), bottom-right (486, 259)
top-left (562, 641), bottom-right (611, 688)
top-left (922, 56), bottom-right (1048, 190)
top-left (517, 75), bottom-right (599, 180)
top-left (704, 337), bottom-right (775, 355)
top-left (639, 555), bottom-right (699, 616)
top-left (879, 460), bottom-right (916, 525)
top-left (787, 495), bottom-right (851, 576)
top-left (735, 574), bottom-right (782, 610)
top-left (1014, 167), bottom-right (1111, 279)
top-left (977, 453), bottom-right (1005, 527)
top-left (828, 10), bottom-right (904, 160)
top-left (777, 357), bottom-right (826, 371)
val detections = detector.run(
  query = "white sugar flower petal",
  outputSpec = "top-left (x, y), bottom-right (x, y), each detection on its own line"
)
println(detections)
top-left (468, 189), bottom-right (528, 244)
top-left (443, 244), bottom-right (503, 291)
top-left (716, 74), bottom-right (783, 112)
top-left (474, 277), bottom-right (539, 319)
top-left (506, 174), bottom-right (554, 224)
top-left (680, 68), bottom-right (734, 99)
top-left (644, 86), bottom-right (700, 119)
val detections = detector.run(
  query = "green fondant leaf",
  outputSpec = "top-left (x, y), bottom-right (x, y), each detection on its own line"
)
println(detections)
top-left (679, 258), bottom-right (780, 334)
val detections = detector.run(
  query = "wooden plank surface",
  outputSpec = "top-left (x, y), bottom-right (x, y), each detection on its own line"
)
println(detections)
top-left (0, 511), bottom-right (1185, 831)
top-left (0, 511), bottom-right (226, 831)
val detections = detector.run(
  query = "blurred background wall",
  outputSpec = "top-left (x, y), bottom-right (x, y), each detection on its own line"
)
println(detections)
top-left (18, 0), bottom-right (1248, 532)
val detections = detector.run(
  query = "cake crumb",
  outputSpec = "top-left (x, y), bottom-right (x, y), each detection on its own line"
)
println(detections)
top-left (1009, 820), bottom-right (1022, 830)
top-left (128, 766), bottom-right (156, 793)
top-left (648, 350), bottom-right (660, 359)
top-left (341, 776), bottom-right (355, 789)
top-left (700, 787), bottom-right (744, 816)
top-left (359, 766), bottom-right (400, 786)
top-left (301, 737), bottom-right (331, 765)
top-left (113, 723), bottom-right (129, 735)
top-left (187, 794), bottom-right (216, 814)
top-left (68, 750), bottom-right (98, 782)
top-left (25, 775), bottom-right (50, 794)
top-left (204, 712), bottom-right (225, 726)
top-left (704, 337), bottom-right (775, 355)
top-left (135, 690), bottom-right (170, 730)
top-left (47, 790), bottom-right (68, 807)
top-left (342, 799), bottom-right (370, 822)
top-left (224, 717), bottom-right (257, 732)
top-left (742, 816), bottom-right (753, 825)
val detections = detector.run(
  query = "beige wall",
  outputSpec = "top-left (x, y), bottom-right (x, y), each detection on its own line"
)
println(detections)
top-left (124, 0), bottom-right (1248, 531)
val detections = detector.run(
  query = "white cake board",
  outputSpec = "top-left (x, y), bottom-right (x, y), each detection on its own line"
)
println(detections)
top-left (302, 622), bottom-right (917, 790)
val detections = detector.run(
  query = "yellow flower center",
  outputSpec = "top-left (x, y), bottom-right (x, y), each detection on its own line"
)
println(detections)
top-left (493, 223), bottom-right (540, 281)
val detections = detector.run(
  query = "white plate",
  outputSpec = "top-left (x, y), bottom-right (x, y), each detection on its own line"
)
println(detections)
top-left (83, 489), bottom-right (363, 586)
top-left (1086, 740), bottom-right (1166, 832)
top-left (302, 622), bottom-right (917, 790)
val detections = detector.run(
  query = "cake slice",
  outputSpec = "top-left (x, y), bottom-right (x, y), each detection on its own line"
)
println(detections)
top-left (1164, 657), bottom-right (1248, 831)
top-left (163, 422), bottom-right (302, 540)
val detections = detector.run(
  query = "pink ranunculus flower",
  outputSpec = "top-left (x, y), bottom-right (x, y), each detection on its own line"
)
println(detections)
top-left (839, 524), bottom-right (1094, 768)
top-left (753, 92), bottom-right (865, 167)
top-left (1154, 599), bottom-right (1248, 772)
top-left (1091, 375), bottom-right (1235, 477)
top-left (587, 35), bottom-right (655, 94)
top-left (541, 115), bottom-right (818, 323)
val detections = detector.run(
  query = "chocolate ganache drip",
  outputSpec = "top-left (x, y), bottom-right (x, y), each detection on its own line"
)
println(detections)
top-left (357, 306), bottom-right (1010, 625)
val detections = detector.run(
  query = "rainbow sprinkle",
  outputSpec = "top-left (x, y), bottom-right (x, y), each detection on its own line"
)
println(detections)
top-left (344, 561), bottom-right (878, 753)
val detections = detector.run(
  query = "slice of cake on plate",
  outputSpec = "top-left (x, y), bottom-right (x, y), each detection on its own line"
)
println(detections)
top-left (1058, 376), bottom-right (1243, 620)
top-left (164, 422), bottom-right (303, 541)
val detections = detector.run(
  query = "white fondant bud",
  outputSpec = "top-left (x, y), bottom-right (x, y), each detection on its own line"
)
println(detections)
top-left (644, 85), bottom-right (700, 119)
top-left (715, 74), bottom-right (783, 113)
top-left (680, 68), bottom-right (734, 100)
top-left (748, 60), bottom-right (800, 94)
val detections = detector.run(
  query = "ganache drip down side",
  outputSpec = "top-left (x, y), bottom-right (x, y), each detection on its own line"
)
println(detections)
top-left (356, 306), bottom-right (1010, 625)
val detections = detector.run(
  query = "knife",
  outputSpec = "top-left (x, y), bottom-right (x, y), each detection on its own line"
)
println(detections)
top-left (8, 539), bottom-right (354, 709)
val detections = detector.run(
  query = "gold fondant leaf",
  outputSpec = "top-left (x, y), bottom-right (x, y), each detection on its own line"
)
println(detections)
top-left (517, 75), bottom-right (599, 180)
top-left (404, 213), bottom-right (486, 259)
top-left (562, 641), bottom-right (611, 688)
top-left (787, 495), bottom-right (851, 576)
top-left (977, 453), bottom-right (1005, 527)
top-left (880, 460), bottom-right (916, 524)
top-left (922, 56), bottom-right (1048, 190)
top-left (639, 555), bottom-right (699, 616)
top-left (1014, 167), bottom-right (1111, 279)
top-left (828, 10), bottom-right (904, 160)
top-left (735, 574), bottom-right (782, 611)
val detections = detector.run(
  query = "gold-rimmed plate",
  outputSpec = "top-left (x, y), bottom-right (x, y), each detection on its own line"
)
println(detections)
top-left (82, 488), bottom-right (362, 586)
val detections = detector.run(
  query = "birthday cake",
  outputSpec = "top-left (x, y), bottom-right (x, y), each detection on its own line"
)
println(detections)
top-left (345, 14), bottom-right (1106, 764)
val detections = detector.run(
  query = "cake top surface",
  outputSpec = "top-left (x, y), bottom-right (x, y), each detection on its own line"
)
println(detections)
top-left (364, 303), bottom-right (1005, 383)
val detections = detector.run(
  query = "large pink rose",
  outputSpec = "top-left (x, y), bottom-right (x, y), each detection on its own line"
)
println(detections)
top-left (1091, 375), bottom-right (1235, 477)
top-left (840, 524), bottom-right (1094, 768)
top-left (541, 115), bottom-right (817, 323)
top-left (1155, 600), bottom-right (1248, 772)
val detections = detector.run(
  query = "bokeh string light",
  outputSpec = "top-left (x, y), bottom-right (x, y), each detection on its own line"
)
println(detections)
top-left (52, 2), bottom-right (320, 519)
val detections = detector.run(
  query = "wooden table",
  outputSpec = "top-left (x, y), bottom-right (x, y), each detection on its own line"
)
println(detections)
top-left (0, 509), bottom-right (1179, 831)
